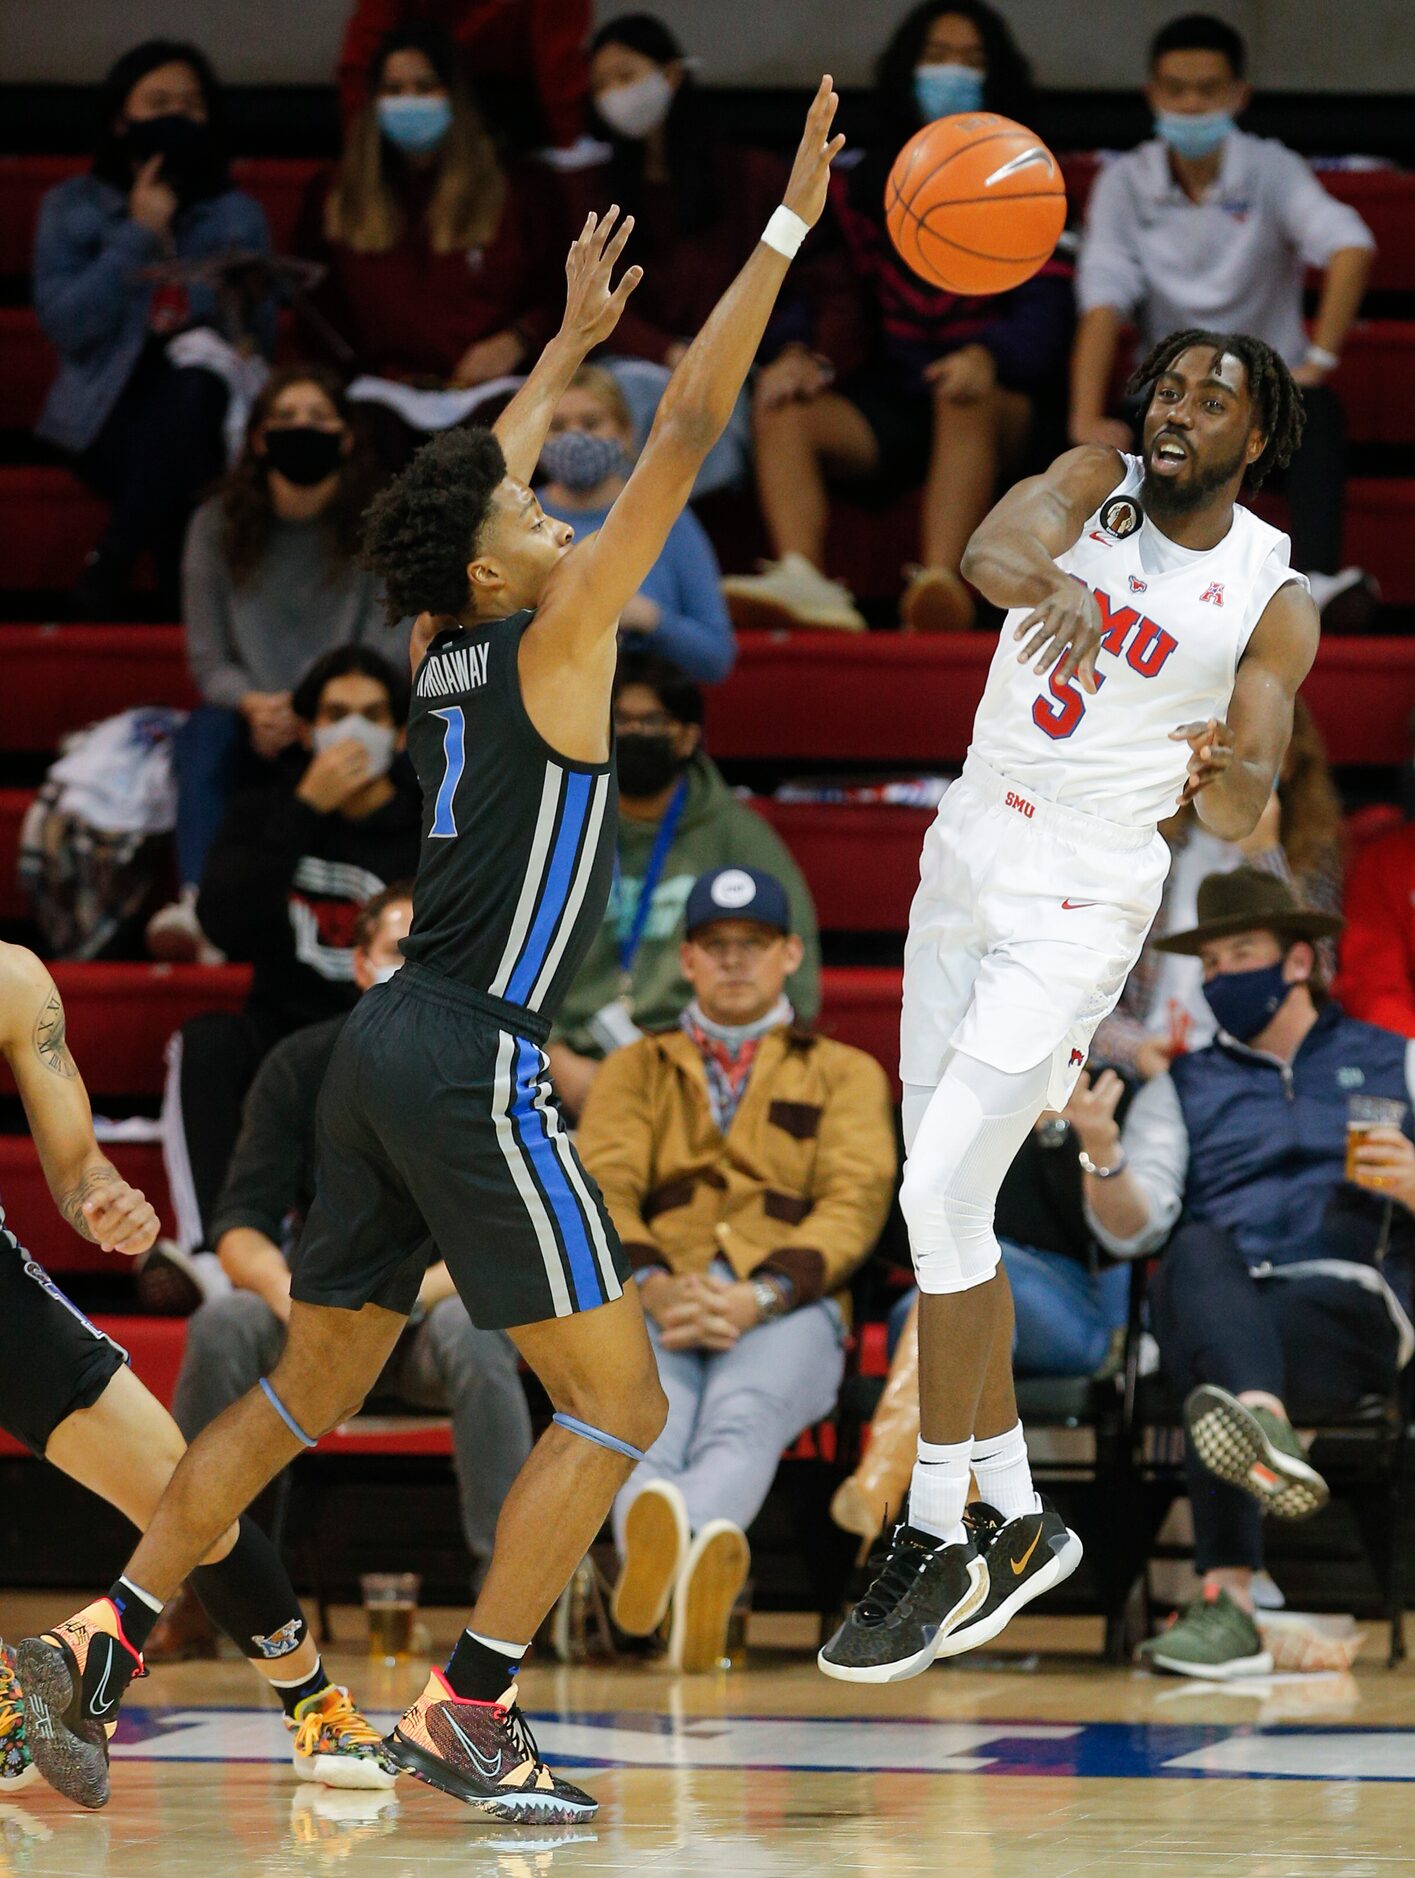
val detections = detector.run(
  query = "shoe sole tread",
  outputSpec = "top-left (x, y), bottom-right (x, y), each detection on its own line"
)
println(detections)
top-left (13, 1639), bottom-right (109, 1811)
top-left (1186, 1387), bottom-right (1329, 1519)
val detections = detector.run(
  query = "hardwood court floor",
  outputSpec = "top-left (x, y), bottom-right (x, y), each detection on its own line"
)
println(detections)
top-left (2, 1600), bottom-right (1411, 1876)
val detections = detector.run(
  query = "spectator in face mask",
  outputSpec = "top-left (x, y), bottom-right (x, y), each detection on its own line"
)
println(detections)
top-left (547, 654), bottom-right (821, 1120)
top-left (160, 646), bottom-right (422, 1271)
top-left (537, 367), bottom-right (734, 683)
top-left (33, 39), bottom-right (277, 618)
top-left (150, 366), bottom-right (391, 963)
top-left (299, 23), bottom-right (565, 391)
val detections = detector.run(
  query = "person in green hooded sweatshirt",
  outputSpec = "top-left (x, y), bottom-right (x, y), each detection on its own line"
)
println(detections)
top-left (548, 652), bottom-right (821, 1118)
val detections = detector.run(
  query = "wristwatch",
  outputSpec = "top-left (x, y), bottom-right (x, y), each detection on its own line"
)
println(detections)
top-left (751, 1274), bottom-right (791, 1323)
top-left (1078, 1146), bottom-right (1128, 1179)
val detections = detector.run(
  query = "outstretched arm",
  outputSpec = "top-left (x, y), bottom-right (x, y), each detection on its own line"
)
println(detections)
top-left (0, 947), bottom-right (158, 1255)
top-left (1172, 580), bottom-right (1320, 839)
top-left (535, 78), bottom-right (846, 657)
top-left (960, 443), bottom-right (1126, 691)
top-left (491, 207), bottom-right (643, 485)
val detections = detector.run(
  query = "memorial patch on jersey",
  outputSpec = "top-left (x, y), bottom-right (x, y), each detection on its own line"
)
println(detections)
top-left (1099, 495), bottom-right (1142, 539)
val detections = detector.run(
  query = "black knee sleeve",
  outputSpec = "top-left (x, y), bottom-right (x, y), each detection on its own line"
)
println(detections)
top-left (189, 1515), bottom-right (308, 1663)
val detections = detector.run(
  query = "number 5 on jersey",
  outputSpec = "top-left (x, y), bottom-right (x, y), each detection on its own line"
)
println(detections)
top-left (431, 706), bottom-right (465, 837)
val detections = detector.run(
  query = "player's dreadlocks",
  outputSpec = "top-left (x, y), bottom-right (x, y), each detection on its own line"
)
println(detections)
top-left (360, 425), bottom-right (507, 624)
top-left (1126, 329), bottom-right (1305, 490)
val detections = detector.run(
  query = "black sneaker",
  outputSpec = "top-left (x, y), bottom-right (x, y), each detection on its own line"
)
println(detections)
top-left (15, 1597), bottom-right (145, 1810)
top-left (936, 1499), bottom-right (1084, 1657)
top-left (383, 1671), bottom-right (597, 1823)
top-left (817, 1518), bottom-right (988, 1684)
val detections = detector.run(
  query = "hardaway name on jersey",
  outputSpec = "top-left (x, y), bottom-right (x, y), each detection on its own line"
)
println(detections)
top-left (969, 454), bottom-right (1308, 829)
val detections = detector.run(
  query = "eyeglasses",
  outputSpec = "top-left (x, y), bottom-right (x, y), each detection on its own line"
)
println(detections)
top-left (614, 712), bottom-right (679, 736)
top-left (692, 931), bottom-right (782, 961)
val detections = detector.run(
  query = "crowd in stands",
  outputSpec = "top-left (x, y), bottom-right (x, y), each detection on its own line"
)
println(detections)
top-left (8, 3), bottom-right (1414, 1680)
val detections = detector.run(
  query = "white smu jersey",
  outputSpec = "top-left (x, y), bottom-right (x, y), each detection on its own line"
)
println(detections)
top-left (969, 455), bottom-right (1307, 829)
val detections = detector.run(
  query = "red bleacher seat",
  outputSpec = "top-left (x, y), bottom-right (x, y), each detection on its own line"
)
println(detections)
top-left (752, 800), bottom-right (930, 931)
top-left (0, 787), bottom-right (27, 919)
top-left (0, 1138), bottom-right (170, 1272)
top-left (708, 631), bottom-right (1415, 767)
top-left (43, 962), bottom-right (250, 1096)
top-left (0, 626), bottom-right (198, 751)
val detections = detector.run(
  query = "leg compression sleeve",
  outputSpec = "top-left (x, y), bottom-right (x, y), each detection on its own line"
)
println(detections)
top-left (259, 1376), bottom-right (318, 1448)
top-left (552, 1412), bottom-right (646, 1464)
top-left (190, 1514), bottom-right (310, 1662)
top-left (900, 1054), bottom-right (1051, 1296)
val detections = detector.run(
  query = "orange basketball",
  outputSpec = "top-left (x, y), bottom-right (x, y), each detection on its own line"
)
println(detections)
top-left (885, 112), bottom-right (1066, 295)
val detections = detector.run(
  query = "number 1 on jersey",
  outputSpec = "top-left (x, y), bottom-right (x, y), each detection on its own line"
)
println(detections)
top-left (431, 706), bottom-right (465, 838)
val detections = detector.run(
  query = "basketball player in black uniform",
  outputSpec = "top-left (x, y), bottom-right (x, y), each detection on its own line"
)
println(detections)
top-left (0, 943), bottom-right (388, 1802)
top-left (21, 79), bottom-right (847, 1824)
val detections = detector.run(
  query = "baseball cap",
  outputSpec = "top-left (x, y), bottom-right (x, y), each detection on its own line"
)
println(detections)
top-left (684, 866), bottom-right (791, 939)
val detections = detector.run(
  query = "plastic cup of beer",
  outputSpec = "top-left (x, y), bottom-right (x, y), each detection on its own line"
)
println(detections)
top-left (1346, 1095), bottom-right (1408, 1186)
top-left (361, 1572), bottom-right (420, 1664)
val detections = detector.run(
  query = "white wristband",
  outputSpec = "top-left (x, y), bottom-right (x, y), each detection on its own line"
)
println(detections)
top-left (1305, 342), bottom-right (1340, 372)
top-left (761, 205), bottom-right (809, 260)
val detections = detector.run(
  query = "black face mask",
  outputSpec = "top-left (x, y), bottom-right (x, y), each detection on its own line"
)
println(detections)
top-left (123, 113), bottom-right (222, 203)
top-left (263, 426), bottom-right (345, 487)
top-left (616, 733), bottom-right (683, 798)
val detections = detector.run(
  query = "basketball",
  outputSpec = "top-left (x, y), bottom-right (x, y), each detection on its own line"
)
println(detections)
top-left (885, 112), bottom-right (1066, 295)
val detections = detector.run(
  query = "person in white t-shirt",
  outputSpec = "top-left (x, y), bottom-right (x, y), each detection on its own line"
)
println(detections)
top-left (1069, 13), bottom-right (1375, 622)
top-left (819, 327), bottom-right (1319, 1687)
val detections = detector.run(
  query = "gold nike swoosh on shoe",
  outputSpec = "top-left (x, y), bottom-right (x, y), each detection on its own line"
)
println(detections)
top-left (1010, 1529), bottom-right (1042, 1576)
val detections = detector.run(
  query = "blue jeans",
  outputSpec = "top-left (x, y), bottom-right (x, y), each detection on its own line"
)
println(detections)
top-left (887, 1242), bottom-right (1129, 1376)
top-left (173, 704), bottom-right (248, 888)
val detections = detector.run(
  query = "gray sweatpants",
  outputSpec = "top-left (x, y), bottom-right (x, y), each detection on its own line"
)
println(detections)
top-left (171, 1290), bottom-right (532, 1578)
top-left (612, 1290), bottom-right (846, 1551)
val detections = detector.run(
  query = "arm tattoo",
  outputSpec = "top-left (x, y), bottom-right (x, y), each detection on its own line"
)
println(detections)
top-left (60, 1162), bottom-right (121, 1241)
top-left (34, 992), bottom-right (78, 1079)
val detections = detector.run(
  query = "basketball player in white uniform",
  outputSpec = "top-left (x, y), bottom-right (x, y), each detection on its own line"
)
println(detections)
top-left (820, 329), bottom-right (1318, 1682)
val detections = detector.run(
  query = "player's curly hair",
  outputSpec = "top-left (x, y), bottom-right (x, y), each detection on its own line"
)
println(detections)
top-left (360, 426), bottom-right (507, 624)
top-left (1126, 329), bottom-right (1305, 491)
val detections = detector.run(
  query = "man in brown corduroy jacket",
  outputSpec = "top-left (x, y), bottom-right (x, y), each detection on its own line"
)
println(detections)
top-left (577, 865), bottom-right (895, 1673)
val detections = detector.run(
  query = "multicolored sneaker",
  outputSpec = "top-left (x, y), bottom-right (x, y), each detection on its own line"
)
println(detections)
top-left (288, 1685), bottom-right (396, 1791)
top-left (935, 1498), bottom-right (1085, 1657)
top-left (383, 1670), bottom-right (597, 1823)
top-left (1184, 1385), bottom-right (1330, 1520)
top-left (15, 1599), bottom-right (145, 1809)
top-left (1138, 1585), bottom-right (1274, 1681)
top-left (817, 1516), bottom-right (988, 1684)
top-left (0, 1642), bottom-right (38, 1792)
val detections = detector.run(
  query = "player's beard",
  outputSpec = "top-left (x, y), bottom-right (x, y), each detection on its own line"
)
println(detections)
top-left (1141, 433), bottom-right (1250, 520)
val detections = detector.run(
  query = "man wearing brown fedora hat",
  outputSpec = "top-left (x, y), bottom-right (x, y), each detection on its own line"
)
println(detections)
top-left (1070, 865), bottom-right (1414, 1678)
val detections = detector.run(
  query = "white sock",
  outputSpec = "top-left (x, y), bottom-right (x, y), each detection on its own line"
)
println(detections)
top-left (971, 1422), bottom-right (1041, 1522)
top-left (467, 1628), bottom-right (528, 1662)
top-left (908, 1436), bottom-right (972, 1546)
top-left (116, 1575), bottom-right (164, 1616)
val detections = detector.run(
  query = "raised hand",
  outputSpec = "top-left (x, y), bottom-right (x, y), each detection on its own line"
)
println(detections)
top-left (1170, 716), bottom-right (1236, 805)
top-left (1014, 573), bottom-right (1104, 692)
top-left (560, 205), bottom-right (643, 352)
top-left (782, 76), bottom-right (847, 230)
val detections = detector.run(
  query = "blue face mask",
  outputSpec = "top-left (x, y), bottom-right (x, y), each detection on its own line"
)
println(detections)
top-left (539, 428), bottom-right (628, 493)
top-left (377, 93), bottom-right (453, 154)
top-left (1154, 109), bottom-right (1235, 159)
top-left (1202, 961), bottom-right (1291, 1043)
top-left (914, 63), bottom-right (985, 120)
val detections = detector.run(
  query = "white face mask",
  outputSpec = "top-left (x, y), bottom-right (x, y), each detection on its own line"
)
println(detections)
top-left (311, 713), bottom-right (397, 779)
top-left (595, 68), bottom-right (674, 140)
top-left (367, 959), bottom-right (403, 986)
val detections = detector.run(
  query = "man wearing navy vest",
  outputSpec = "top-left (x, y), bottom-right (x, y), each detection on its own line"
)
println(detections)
top-left (1066, 868), bottom-right (1414, 1678)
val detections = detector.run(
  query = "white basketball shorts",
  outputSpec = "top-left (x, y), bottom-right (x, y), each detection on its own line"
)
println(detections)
top-left (901, 754), bottom-right (1171, 1110)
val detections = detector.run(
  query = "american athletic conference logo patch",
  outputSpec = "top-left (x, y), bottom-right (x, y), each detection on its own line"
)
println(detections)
top-left (1099, 495), bottom-right (1142, 539)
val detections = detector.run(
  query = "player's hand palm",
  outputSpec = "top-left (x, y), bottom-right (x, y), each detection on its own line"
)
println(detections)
top-left (561, 206), bottom-right (643, 351)
top-left (782, 77), bottom-right (847, 229)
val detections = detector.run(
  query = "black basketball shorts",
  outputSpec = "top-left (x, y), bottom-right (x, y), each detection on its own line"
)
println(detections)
top-left (0, 1225), bottom-right (127, 1455)
top-left (292, 964), bottom-right (629, 1329)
